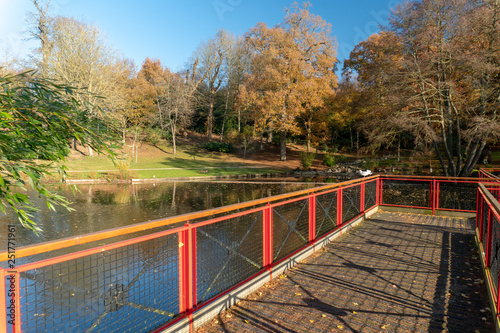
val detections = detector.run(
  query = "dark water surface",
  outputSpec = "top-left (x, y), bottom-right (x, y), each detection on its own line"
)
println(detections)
top-left (0, 181), bottom-right (317, 250)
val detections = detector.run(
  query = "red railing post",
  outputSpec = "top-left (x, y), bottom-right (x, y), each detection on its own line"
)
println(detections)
top-left (378, 178), bottom-right (383, 206)
top-left (480, 196), bottom-right (485, 243)
top-left (337, 188), bottom-right (343, 226)
top-left (486, 209), bottom-right (493, 268)
top-left (360, 182), bottom-right (365, 214)
top-left (263, 204), bottom-right (273, 268)
top-left (476, 188), bottom-right (482, 230)
top-left (432, 179), bottom-right (437, 215)
top-left (179, 223), bottom-right (195, 331)
top-left (308, 194), bottom-right (316, 243)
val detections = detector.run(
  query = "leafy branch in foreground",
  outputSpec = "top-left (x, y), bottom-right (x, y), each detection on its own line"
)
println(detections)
top-left (0, 70), bottom-right (117, 234)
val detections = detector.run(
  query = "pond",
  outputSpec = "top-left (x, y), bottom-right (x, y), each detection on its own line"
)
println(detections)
top-left (0, 180), bottom-right (320, 250)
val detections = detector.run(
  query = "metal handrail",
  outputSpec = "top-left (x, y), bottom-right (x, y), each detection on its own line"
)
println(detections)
top-left (0, 176), bottom-right (376, 260)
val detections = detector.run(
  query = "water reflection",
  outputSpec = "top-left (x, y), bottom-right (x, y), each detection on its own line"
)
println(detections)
top-left (0, 181), bottom-right (315, 249)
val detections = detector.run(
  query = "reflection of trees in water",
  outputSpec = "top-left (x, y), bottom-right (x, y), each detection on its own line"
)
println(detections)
top-left (0, 182), bottom-right (313, 247)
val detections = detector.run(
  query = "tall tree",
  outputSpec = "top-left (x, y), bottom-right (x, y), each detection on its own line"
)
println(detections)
top-left (31, 16), bottom-right (127, 156)
top-left (190, 30), bottom-right (229, 140)
top-left (346, 0), bottom-right (500, 176)
top-left (242, 2), bottom-right (337, 161)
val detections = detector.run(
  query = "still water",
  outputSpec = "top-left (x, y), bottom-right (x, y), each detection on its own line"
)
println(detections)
top-left (0, 181), bottom-right (317, 250)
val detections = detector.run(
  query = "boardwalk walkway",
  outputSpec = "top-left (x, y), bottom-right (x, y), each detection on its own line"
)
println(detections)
top-left (195, 211), bottom-right (494, 333)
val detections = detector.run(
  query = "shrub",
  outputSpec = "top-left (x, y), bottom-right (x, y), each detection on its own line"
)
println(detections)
top-left (300, 152), bottom-right (316, 169)
top-left (323, 153), bottom-right (336, 167)
top-left (337, 154), bottom-right (348, 163)
top-left (201, 141), bottom-right (234, 153)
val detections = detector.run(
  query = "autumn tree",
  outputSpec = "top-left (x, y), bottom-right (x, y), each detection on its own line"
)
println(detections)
top-left (242, 2), bottom-right (337, 161)
top-left (135, 58), bottom-right (194, 155)
top-left (346, 0), bottom-right (500, 176)
top-left (343, 31), bottom-right (404, 154)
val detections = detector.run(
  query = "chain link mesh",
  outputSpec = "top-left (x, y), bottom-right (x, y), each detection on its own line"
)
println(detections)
top-left (196, 211), bottom-right (263, 304)
top-left (438, 182), bottom-right (477, 211)
top-left (315, 191), bottom-right (337, 238)
top-left (382, 179), bottom-right (431, 208)
top-left (364, 180), bottom-right (377, 211)
top-left (490, 215), bottom-right (500, 294)
top-left (18, 234), bottom-right (179, 333)
top-left (342, 185), bottom-right (361, 223)
top-left (273, 199), bottom-right (309, 262)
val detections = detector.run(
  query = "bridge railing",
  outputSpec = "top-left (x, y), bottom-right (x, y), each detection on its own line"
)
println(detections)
top-left (0, 177), bottom-right (377, 333)
top-left (480, 168), bottom-right (500, 180)
top-left (477, 183), bottom-right (500, 320)
top-left (0, 174), bottom-right (495, 333)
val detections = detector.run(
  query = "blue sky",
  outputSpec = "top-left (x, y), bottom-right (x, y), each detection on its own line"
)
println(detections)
top-left (0, 0), bottom-right (402, 73)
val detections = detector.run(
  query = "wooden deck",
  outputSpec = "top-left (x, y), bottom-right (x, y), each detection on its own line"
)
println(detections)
top-left (195, 211), bottom-right (494, 333)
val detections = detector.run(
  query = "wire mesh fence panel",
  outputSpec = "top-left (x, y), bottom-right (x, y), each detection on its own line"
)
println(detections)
top-left (489, 215), bottom-right (500, 294)
top-left (196, 211), bottom-right (263, 304)
top-left (364, 180), bottom-right (377, 211)
top-left (343, 185), bottom-right (361, 224)
top-left (18, 234), bottom-right (179, 333)
top-left (382, 179), bottom-right (431, 208)
top-left (315, 191), bottom-right (338, 238)
top-left (273, 199), bottom-right (309, 262)
top-left (483, 202), bottom-right (490, 246)
top-left (438, 182), bottom-right (477, 211)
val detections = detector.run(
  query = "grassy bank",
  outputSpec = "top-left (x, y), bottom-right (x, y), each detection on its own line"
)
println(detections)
top-left (62, 145), bottom-right (288, 180)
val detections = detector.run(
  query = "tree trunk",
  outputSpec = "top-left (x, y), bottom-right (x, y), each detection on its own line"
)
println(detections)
top-left (208, 90), bottom-right (214, 140)
top-left (280, 130), bottom-right (286, 161)
top-left (172, 127), bottom-right (177, 155)
top-left (220, 89), bottom-right (230, 141)
top-left (306, 124), bottom-right (311, 152)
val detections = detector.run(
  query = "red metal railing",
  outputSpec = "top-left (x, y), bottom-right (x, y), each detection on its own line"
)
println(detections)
top-left (0, 174), bottom-right (496, 333)
top-left (476, 183), bottom-right (500, 318)
top-left (480, 168), bottom-right (500, 180)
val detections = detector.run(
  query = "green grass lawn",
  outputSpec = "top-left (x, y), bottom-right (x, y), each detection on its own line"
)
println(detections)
top-left (63, 152), bottom-right (286, 180)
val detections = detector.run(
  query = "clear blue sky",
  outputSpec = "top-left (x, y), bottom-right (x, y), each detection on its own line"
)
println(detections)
top-left (0, 0), bottom-right (402, 74)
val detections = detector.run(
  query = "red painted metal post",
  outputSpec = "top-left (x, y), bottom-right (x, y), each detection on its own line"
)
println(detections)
top-left (190, 225), bottom-right (197, 309)
top-left (360, 182), bottom-right (365, 214)
top-left (178, 229), bottom-right (187, 314)
top-left (337, 188), bottom-right (343, 226)
top-left (263, 204), bottom-right (273, 268)
top-left (432, 179), bottom-right (436, 215)
top-left (379, 179), bottom-right (384, 206)
top-left (486, 209), bottom-right (493, 268)
top-left (476, 188), bottom-right (481, 229)
top-left (178, 223), bottom-right (195, 329)
top-left (479, 197), bottom-right (485, 243)
top-left (308, 194), bottom-right (316, 243)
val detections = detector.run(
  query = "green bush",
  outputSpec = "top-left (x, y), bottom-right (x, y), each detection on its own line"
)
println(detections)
top-left (337, 154), bottom-right (348, 163)
top-left (323, 153), bottom-right (336, 167)
top-left (300, 152), bottom-right (316, 169)
top-left (201, 141), bottom-right (234, 153)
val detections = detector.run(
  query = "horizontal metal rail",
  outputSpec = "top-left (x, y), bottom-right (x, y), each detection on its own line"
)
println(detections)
top-left (0, 176), bottom-right (377, 260)
top-left (2, 174), bottom-right (498, 333)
